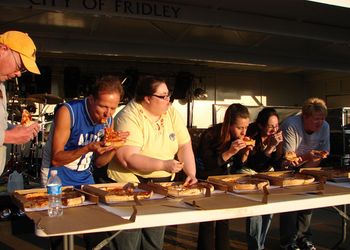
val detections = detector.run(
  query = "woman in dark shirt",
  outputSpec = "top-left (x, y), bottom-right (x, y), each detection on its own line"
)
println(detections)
top-left (246, 107), bottom-right (283, 172)
top-left (196, 103), bottom-right (252, 250)
top-left (245, 107), bottom-right (283, 250)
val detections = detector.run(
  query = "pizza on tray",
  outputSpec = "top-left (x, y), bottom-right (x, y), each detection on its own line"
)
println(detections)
top-left (104, 127), bottom-right (124, 147)
top-left (300, 168), bottom-right (350, 180)
top-left (139, 182), bottom-right (215, 197)
top-left (207, 174), bottom-right (269, 191)
top-left (255, 172), bottom-right (315, 187)
top-left (23, 192), bottom-right (48, 208)
top-left (103, 187), bottom-right (153, 203)
top-left (220, 176), bottom-right (269, 191)
top-left (18, 188), bottom-right (85, 209)
top-left (83, 183), bottom-right (153, 203)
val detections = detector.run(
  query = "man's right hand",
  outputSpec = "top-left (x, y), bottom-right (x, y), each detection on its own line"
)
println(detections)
top-left (5, 123), bottom-right (40, 144)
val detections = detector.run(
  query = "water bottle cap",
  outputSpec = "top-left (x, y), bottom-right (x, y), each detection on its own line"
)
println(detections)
top-left (50, 170), bottom-right (58, 176)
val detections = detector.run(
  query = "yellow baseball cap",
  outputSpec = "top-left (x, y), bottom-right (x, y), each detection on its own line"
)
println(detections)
top-left (0, 31), bottom-right (40, 74)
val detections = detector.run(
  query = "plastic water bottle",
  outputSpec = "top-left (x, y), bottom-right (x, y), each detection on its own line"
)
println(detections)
top-left (46, 170), bottom-right (63, 217)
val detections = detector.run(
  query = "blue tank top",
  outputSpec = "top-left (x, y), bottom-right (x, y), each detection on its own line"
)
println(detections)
top-left (50, 98), bottom-right (112, 187)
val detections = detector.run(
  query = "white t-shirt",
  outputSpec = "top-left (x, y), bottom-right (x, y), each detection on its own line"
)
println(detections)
top-left (281, 114), bottom-right (330, 155)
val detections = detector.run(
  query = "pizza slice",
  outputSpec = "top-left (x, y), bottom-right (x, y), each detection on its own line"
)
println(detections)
top-left (61, 188), bottom-right (86, 207)
top-left (100, 117), bottom-right (107, 124)
top-left (313, 150), bottom-right (328, 159)
top-left (285, 151), bottom-right (299, 161)
top-left (21, 109), bottom-right (34, 126)
top-left (104, 127), bottom-right (124, 147)
top-left (23, 192), bottom-right (49, 208)
top-left (243, 136), bottom-right (256, 146)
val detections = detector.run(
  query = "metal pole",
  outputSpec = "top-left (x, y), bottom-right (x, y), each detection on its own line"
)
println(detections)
top-left (331, 205), bottom-right (348, 249)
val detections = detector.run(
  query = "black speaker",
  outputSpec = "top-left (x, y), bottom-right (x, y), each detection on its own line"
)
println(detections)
top-left (173, 72), bottom-right (193, 99)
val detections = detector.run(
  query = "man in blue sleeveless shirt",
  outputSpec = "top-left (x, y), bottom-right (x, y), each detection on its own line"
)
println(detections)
top-left (41, 75), bottom-right (129, 187)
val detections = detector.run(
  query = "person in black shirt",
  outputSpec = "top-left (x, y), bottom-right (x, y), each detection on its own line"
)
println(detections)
top-left (196, 103), bottom-right (252, 250)
top-left (245, 107), bottom-right (283, 250)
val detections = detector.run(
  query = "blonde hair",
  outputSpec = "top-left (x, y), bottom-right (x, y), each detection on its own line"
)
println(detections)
top-left (302, 97), bottom-right (327, 117)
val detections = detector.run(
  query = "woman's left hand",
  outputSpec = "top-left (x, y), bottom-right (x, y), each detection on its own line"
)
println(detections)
top-left (183, 175), bottom-right (198, 186)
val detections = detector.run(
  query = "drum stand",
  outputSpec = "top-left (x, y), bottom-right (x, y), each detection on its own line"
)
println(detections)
top-left (0, 112), bottom-right (23, 179)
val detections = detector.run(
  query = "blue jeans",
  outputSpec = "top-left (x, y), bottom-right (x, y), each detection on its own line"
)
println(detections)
top-left (113, 227), bottom-right (165, 250)
top-left (246, 214), bottom-right (273, 250)
top-left (280, 210), bottom-right (313, 247)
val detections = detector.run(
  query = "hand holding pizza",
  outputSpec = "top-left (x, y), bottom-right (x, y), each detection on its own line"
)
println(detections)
top-left (267, 130), bottom-right (283, 148)
top-left (21, 109), bottom-right (34, 127)
top-left (283, 151), bottom-right (303, 168)
top-left (6, 123), bottom-right (40, 144)
top-left (229, 138), bottom-right (247, 155)
top-left (310, 150), bottom-right (329, 161)
top-left (87, 141), bottom-right (115, 155)
top-left (243, 136), bottom-right (256, 147)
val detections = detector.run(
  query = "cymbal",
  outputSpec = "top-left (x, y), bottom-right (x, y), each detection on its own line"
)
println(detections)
top-left (28, 93), bottom-right (63, 104)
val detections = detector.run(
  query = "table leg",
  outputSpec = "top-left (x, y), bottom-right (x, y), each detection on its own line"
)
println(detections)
top-left (68, 235), bottom-right (74, 250)
top-left (332, 205), bottom-right (348, 249)
top-left (63, 235), bottom-right (75, 250)
top-left (63, 235), bottom-right (68, 250)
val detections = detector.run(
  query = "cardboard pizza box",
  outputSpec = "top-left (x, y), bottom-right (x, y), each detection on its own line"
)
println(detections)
top-left (82, 182), bottom-right (154, 204)
top-left (207, 173), bottom-right (250, 191)
top-left (207, 173), bottom-right (270, 192)
top-left (300, 167), bottom-right (350, 181)
top-left (138, 181), bottom-right (214, 198)
top-left (254, 171), bottom-right (315, 187)
top-left (12, 186), bottom-right (98, 212)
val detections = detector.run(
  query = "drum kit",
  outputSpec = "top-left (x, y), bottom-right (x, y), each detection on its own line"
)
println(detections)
top-left (1, 93), bottom-right (63, 184)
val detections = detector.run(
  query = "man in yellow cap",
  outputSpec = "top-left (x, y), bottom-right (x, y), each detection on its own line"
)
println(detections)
top-left (0, 30), bottom-right (41, 175)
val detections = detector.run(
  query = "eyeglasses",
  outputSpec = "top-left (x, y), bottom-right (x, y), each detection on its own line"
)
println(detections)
top-left (11, 50), bottom-right (27, 74)
top-left (152, 93), bottom-right (172, 100)
top-left (266, 125), bottom-right (279, 129)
